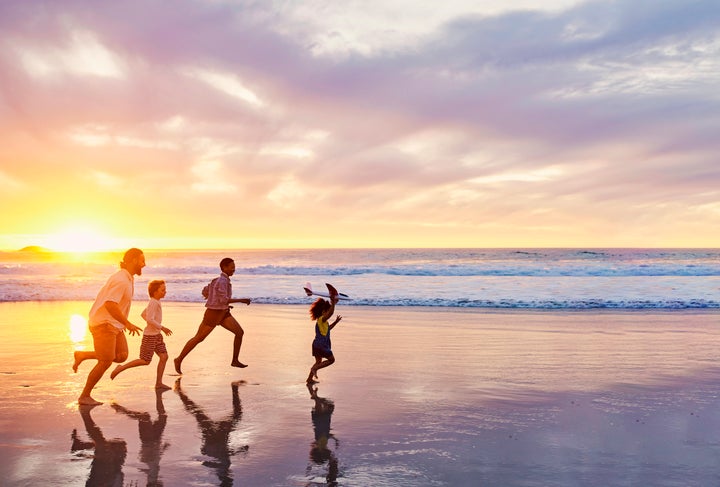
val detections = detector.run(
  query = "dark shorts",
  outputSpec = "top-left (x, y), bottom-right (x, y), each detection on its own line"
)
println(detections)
top-left (312, 338), bottom-right (333, 359)
top-left (139, 334), bottom-right (167, 362)
top-left (200, 308), bottom-right (232, 327)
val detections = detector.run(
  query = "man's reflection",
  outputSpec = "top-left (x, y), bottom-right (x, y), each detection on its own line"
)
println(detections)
top-left (111, 389), bottom-right (170, 487)
top-left (306, 384), bottom-right (339, 486)
top-left (71, 404), bottom-right (127, 487)
top-left (174, 378), bottom-right (248, 487)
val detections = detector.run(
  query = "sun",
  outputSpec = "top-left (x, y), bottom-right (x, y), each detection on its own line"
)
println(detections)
top-left (43, 226), bottom-right (120, 252)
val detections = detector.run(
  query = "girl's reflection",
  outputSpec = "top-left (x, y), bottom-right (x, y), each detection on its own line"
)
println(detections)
top-left (111, 389), bottom-right (170, 487)
top-left (174, 378), bottom-right (248, 486)
top-left (306, 384), bottom-right (339, 486)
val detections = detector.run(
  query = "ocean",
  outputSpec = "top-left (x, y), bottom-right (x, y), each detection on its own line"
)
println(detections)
top-left (1, 248), bottom-right (718, 309)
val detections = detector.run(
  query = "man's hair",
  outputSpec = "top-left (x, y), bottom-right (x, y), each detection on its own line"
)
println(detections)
top-left (219, 257), bottom-right (234, 269)
top-left (148, 280), bottom-right (165, 297)
top-left (121, 248), bottom-right (143, 268)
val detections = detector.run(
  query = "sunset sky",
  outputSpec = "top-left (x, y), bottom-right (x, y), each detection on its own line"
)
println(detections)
top-left (1, 0), bottom-right (719, 250)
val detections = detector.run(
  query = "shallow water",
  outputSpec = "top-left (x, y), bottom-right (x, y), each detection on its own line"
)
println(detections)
top-left (2, 302), bottom-right (720, 486)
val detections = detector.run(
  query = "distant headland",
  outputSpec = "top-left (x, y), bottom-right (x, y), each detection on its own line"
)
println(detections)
top-left (18, 246), bottom-right (52, 253)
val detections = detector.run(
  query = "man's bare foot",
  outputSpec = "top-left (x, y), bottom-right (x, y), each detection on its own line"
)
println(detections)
top-left (231, 361), bottom-right (248, 368)
top-left (155, 383), bottom-right (172, 390)
top-left (72, 351), bottom-right (82, 373)
top-left (173, 357), bottom-right (183, 374)
top-left (110, 365), bottom-right (122, 380)
top-left (78, 396), bottom-right (103, 406)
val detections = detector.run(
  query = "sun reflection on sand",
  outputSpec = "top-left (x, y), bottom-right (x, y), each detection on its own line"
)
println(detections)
top-left (69, 314), bottom-right (87, 344)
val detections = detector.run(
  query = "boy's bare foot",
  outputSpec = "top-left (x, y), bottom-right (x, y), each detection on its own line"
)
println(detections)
top-left (78, 396), bottom-right (103, 406)
top-left (72, 351), bottom-right (82, 373)
top-left (155, 383), bottom-right (172, 390)
top-left (110, 365), bottom-right (122, 380)
top-left (173, 357), bottom-right (183, 374)
top-left (231, 361), bottom-right (248, 368)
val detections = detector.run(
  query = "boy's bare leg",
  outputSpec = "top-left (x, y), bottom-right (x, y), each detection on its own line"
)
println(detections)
top-left (110, 359), bottom-right (150, 380)
top-left (155, 353), bottom-right (171, 390)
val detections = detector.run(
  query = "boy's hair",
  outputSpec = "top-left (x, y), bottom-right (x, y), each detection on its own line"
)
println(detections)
top-left (309, 298), bottom-right (330, 320)
top-left (148, 279), bottom-right (165, 297)
top-left (219, 257), bottom-right (234, 269)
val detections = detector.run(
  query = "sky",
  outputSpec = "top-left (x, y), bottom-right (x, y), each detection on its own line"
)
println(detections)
top-left (1, 0), bottom-right (719, 250)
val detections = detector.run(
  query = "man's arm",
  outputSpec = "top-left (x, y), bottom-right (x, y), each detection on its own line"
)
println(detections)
top-left (104, 301), bottom-right (141, 335)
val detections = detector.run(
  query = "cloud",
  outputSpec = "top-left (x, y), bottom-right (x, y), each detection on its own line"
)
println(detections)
top-left (0, 0), bottom-right (718, 247)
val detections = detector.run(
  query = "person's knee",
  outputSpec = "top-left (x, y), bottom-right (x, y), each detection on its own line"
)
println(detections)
top-left (115, 352), bottom-right (129, 363)
top-left (96, 359), bottom-right (113, 371)
top-left (327, 356), bottom-right (335, 365)
top-left (158, 353), bottom-right (168, 362)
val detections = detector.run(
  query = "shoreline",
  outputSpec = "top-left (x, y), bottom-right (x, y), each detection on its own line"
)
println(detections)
top-left (2, 298), bottom-right (720, 312)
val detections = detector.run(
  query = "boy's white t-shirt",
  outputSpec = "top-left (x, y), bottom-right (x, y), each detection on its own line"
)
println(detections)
top-left (141, 297), bottom-right (163, 336)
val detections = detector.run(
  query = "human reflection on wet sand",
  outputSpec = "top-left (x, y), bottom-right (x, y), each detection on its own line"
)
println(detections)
top-left (71, 405), bottom-right (127, 487)
top-left (306, 384), bottom-right (339, 486)
top-left (174, 378), bottom-right (249, 487)
top-left (111, 389), bottom-right (170, 487)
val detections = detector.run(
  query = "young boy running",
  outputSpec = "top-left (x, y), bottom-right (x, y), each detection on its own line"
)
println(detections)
top-left (111, 280), bottom-right (173, 390)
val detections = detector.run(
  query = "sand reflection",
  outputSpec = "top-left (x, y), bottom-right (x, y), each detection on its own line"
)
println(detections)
top-left (306, 384), bottom-right (339, 486)
top-left (70, 405), bottom-right (127, 487)
top-left (174, 378), bottom-right (249, 487)
top-left (69, 314), bottom-right (87, 345)
top-left (111, 389), bottom-right (170, 487)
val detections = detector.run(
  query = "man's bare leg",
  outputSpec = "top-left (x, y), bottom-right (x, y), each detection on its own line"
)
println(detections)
top-left (73, 351), bottom-right (96, 373)
top-left (78, 359), bottom-right (113, 405)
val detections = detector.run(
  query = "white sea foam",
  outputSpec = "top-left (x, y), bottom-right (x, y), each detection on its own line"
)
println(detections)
top-left (1, 249), bottom-right (718, 308)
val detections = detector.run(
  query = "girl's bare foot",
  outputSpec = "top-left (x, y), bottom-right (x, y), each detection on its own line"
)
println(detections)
top-left (173, 357), bottom-right (183, 374)
top-left (78, 396), bottom-right (103, 406)
top-left (110, 365), bottom-right (122, 380)
top-left (155, 383), bottom-right (172, 390)
top-left (230, 361), bottom-right (248, 368)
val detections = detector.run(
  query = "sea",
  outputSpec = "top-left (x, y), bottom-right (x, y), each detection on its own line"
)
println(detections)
top-left (0, 248), bottom-right (718, 309)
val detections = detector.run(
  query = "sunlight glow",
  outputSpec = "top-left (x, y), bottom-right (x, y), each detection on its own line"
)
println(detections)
top-left (42, 227), bottom-right (120, 252)
top-left (69, 314), bottom-right (87, 343)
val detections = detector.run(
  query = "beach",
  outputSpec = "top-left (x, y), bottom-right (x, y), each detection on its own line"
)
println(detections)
top-left (1, 301), bottom-right (720, 486)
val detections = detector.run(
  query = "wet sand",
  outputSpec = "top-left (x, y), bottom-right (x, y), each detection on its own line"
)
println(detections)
top-left (1, 301), bottom-right (720, 486)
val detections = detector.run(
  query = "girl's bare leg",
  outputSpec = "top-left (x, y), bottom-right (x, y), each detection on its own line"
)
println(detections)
top-left (221, 316), bottom-right (247, 368)
top-left (174, 323), bottom-right (215, 374)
